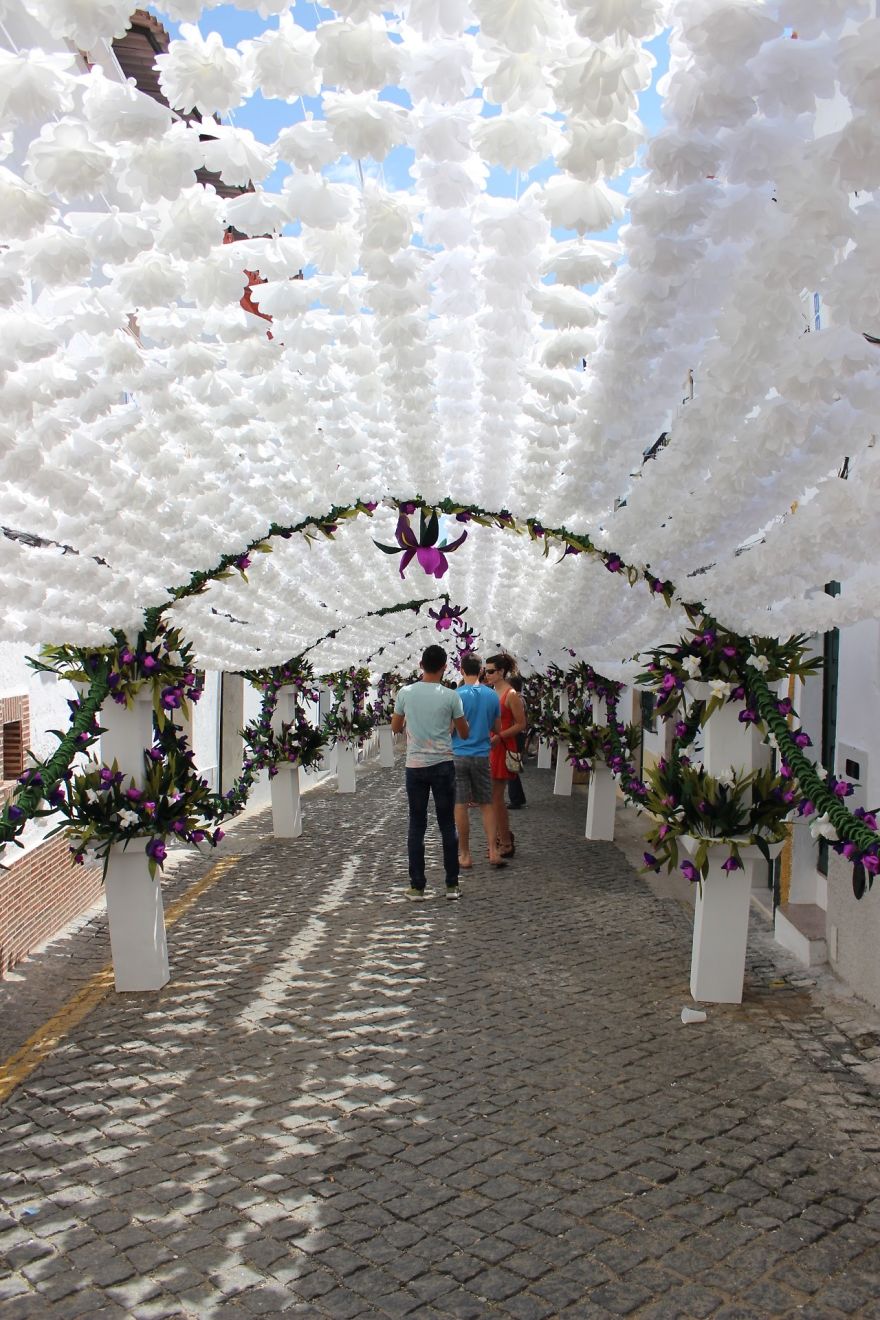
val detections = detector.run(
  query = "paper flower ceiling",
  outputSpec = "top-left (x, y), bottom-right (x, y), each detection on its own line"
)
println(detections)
top-left (1, 0), bottom-right (879, 676)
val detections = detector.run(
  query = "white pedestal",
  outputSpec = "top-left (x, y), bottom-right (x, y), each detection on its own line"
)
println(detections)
top-left (685, 837), bottom-right (784, 1004)
top-left (702, 699), bottom-right (762, 776)
top-left (377, 725), bottom-right (395, 768)
top-left (553, 745), bottom-right (573, 796)
top-left (585, 764), bottom-right (617, 841)
top-left (537, 739), bottom-right (552, 770)
top-left (270, 764), bottom-right (302, 838)
top-left (100, 690), bottom-right (154, 780)
top-left (336, 741), bottom-right (356, 793)
top-left (690, 858), bottom-right (751, 1004)
top-left (105, 841), bottom-right (169, 992)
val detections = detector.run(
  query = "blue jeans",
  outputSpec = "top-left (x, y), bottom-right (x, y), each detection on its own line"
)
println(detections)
top-left (405, 761), bottom-right (459, 890)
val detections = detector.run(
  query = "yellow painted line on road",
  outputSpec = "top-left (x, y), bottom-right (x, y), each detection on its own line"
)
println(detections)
top-left (0, 854), bottom-right (241, 1106)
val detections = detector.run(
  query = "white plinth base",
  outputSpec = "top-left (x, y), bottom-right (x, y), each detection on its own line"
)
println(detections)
top-left (270, 764), bottom-right (303, 838)
top-left (585, 765), bottom-right (616, 840)
top-left (537, 739), bottom-right (552, 770)
top-left (336, 741), bottom-right (356, 793)
top-left (105, 841), bottom-right (169, 992)
top-left (553, 745), bottom-right (574, 796)
top-left (690, 860), bottom-right (751, 1004)
top-left (377, 725), bottom-right (395, 769)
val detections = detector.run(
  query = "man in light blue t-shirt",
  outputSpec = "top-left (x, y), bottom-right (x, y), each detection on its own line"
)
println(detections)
top-left (392, 644), bottom-right (469, 901)
top-left (452, 654), bottom-right (505, 870)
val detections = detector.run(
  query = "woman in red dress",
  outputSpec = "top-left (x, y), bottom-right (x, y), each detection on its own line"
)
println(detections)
top-left (484, 653), bottom-right (527, 858)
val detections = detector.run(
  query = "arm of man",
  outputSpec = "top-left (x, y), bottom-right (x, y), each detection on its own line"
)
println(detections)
top-left (391, 712), bottom-right (405, 734)
top-left (454, 714), bottom-right (469, 739)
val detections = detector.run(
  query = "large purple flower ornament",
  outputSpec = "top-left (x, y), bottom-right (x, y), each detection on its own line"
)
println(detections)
top-left (374, 510), bottom-right (467, 580)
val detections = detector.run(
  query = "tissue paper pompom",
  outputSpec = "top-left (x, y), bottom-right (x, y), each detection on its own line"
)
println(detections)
top-left (0, 47), bottom-right (76, 127)
top-left (645, 130), bottom-right (720, 187)
top-left (681, 0), bottom-right (782, 64)
top-left (23, 226), bottom-right (91, 284)
top-left (664, 65), bottom-right (756, 132)
top-left (239, 17), bottom-right (319, 101)
top-left (401, 36), bottom-right (477, 103)
top-left (119, 122), bottom-right (203, 202)
top-left (552, 42), bottom-right (650, 118)
top-left (541, 175), bottom-right (625, 234)
top-left (411, 104), bottom-right (477, 162)
top-left (482, 50), bottom-right (551, 110)
top-left (284, 173), bottom-right (356, 228)
top-left (0, 255), bottom-right (25, 307)
top-left (315, 18), bottom-right (401, 93)
top-left (26, 120), bottom-right (113, 201)
top-left (301, 223), bottom-right (360, 274)
top-left (223, 190), bottom-right (288, 236)
top-left (156, 25), bottom-right (246, 116)
top-left (472, 108), bottom-right (560, 171)
top-left (556, 116), bottom-right (643, 181)
top-left (421, 206), bottom-right (475, 247)
top-left (200, 125), bottom-right (276, 186)
top-left (82, 68), bottom-right (172, 142)
top-left (323, 92), bottom-right (409, 161)
top-left (775, 0), bottom-right (870, 40)
top-left (750, 36), bottom-right (835, 117)
top-left (413, 157), bottom-right (487, 209)
top-left (541, 237), bottom-right (619, 285)
top-left (837, 17), bottom-right (880, 112)
top-left (826, 113), bottom-right (880, 192)
top-left (249, 278), bottom-right (315, 318)
top-left (22, 0), bottom-right (135, 50)
top-left (156, 187), bottom-right (225, 261)
top-left (531, 284), bottom-right (598, 329)
top-left (0, 167), bottom-right (56, 239)
top-left (111, 251), bottom-right (183, 308)
top-left (566, 0), bottom-right (663, 41)
top-left (275, 119), bottom-right (338, 172)
top-left (406, 0), bottom-right (477, 38)
top-left (470, 0), bottom-right (557, 54)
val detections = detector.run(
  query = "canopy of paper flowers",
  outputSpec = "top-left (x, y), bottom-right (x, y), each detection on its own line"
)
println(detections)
top-left (1, 0), bottom-right (878, 678)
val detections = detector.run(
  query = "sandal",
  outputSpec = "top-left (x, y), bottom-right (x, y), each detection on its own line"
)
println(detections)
top-left (499, 831), bottom-right (515, 859)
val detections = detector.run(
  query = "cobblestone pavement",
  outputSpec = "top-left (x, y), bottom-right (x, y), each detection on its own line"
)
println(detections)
top-left (2, 760), bottom-right (880, 1319)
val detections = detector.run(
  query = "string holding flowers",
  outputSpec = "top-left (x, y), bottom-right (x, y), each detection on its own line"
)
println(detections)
top-left (373, 506), bottom-right (468, 580)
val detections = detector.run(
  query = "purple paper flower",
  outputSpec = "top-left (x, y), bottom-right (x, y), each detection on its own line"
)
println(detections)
top-left (680, 860), bottom-right (699, 882)
top-left (793, 731), bottom-right (812, 748)
top-left (161, 687), bottom-right (183, 710)
top-left (605, 555), bottom-right (622, 573)
top-left (863, 854), bottom-right (880, 874)
top-left (146, 838), bottom-right (167, 865)
top-left (119, 649), bottom-right (135, 666)
top-left (722, 855), bottom-right (743, 872)
top-left (235, 555), bottom-right (251, 572)
top-left (429, 602), bottom-right (466, 632)
top-left (643, 852), bottom-right (659, 870)
top-left (374, 510), bottom-right (468, 580)
top-left (674, 721), bottom-right (689, 739)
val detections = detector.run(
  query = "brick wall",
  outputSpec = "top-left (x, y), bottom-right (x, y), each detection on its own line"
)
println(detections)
top-left (0, 691), bottom-right (103, 977)
top-left (0, 835), bottom-right (103, 978)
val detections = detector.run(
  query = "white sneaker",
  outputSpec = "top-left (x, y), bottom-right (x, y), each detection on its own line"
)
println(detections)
top-left (405, 888), bottom-right (430, 901)
top-left (445, 886), bottom-right (461, 901)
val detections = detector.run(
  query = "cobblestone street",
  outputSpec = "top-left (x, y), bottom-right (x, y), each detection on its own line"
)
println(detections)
top-left (2, 760), bottom-right (880, 1319)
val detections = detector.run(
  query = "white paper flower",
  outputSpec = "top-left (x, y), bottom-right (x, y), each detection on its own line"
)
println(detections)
top-left (556, 116), bottom-right (643, 182)
top-left (401, 35), bottom-right (477, 103)
top-left (26, 120), bottom-right (114, 201)
top-left (223, 190), bottom-right (288, 237)
top-left (156, 25), bottom-right (247, 117)
top-left (541, 237), bottom-right (619, 285)
top-left (315, 18), bottom-right (401, 94)
top-left (249, 278), bottom-right (315, 318)
top-left (566, 0), bottom-right (663, 41)
top-left (810, 812), bottom-right (838, 842)
top-left (531, 284), bottom-right (597, 329)
top-left (301, 223), bottom-right (360, 274)
top-left (0, 47), bottom-right (78, 128)
top-left (284, 173), bottom-right (356, 229)
top-left (275, 119), bottom-right (338, 173)
top-left (406, 0), bottom-right (476, 38)
top-left (541, 176), bottom-right (625, 234)
top-left (119, 122), bottom-right (203, 203)
top-left (709, 679), bottom-right (732, 700)
top-left (239, 15), bottom-right (320, 101)
top-left (156, 187), bottom-right (225, 261)
top-left (472, 108), bottom-right (559, 171)
top-left (0, 167), bottom-right (55, 239)
top-left (66, 208), bottom-right (154, 264)
top-left (23, 226), bottom-right (92, 284)
top-left (323, 92), bottom-right (409, 161)
top-left (482, 50), bottom-right (551, 109)
top-left (200, 125), bottom-right (276, 186)
top-left (682, 655), bottom-right (703, 679)
top-left (111, 251), bottom-right (183, 309)
top-left (22, 0), bottom-right (135, 49)
top-left (82, 68), bottom-right (172, 143)
top-left (471, 0), bottom-right (557, 54)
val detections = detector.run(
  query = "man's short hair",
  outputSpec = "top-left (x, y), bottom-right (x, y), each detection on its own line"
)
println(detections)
top-left (461, 653), bottom-right (482, 677)
top-left (421, 644), bottom-right (447, 674)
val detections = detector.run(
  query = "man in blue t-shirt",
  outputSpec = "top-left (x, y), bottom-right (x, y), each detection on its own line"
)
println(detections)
top-left (392, 644), bottom-right (469, 901)
top-left (452, 654), bottom-right (505, 870)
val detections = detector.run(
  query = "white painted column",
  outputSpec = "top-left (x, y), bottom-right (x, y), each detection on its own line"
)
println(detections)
top-left (537, 739), bottom-right (552, 770)
top-left (99, 690), bottom-right (170, 992)
top-left (377, 724), bottom-right (395, 768)
top-left (585, 764), bottom-right (617, 840)
top-left (337, 691), bottom-right (356, 793)
top-left (687, 688), bottom-right (775, 1004)
top-left (553, 689), bottom-right (573, 795)
top-left (268, 685), bottom-right (304, 838)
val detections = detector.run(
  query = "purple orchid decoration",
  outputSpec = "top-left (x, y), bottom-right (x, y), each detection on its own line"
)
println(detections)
top-left (429, 601), bottom-right (467, 632)
top-left (374, 510), bottom-right (468, 580)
